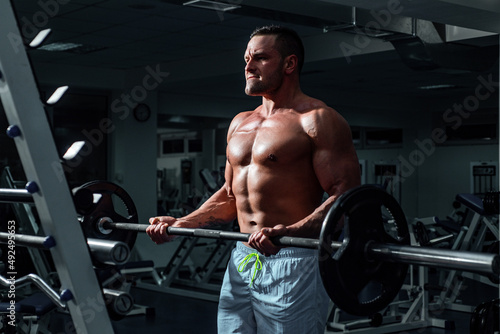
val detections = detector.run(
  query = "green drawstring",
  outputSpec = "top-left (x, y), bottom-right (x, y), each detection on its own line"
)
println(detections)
top-left (238, 253), bottom-right (262, 287)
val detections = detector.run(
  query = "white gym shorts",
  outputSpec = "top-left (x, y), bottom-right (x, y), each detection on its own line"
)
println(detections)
top-left (217, 241), bottom-right (330, 334)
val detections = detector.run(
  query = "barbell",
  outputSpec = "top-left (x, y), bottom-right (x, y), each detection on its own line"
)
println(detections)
top-left (2, 181), bottom-right (499, 317)
top-left (68, 181), bottom-right (499, 316)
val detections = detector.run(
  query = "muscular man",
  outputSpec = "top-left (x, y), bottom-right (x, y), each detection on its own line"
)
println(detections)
top-left (147, 25), bottom-right (360, 333)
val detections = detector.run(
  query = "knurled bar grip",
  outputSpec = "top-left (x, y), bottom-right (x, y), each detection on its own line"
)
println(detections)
top-left (104, 222), bottom-right (324, 249)
top-left (104, 221), bottom-right (500, 276)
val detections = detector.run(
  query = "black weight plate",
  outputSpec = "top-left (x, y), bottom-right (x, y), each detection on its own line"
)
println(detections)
top-left (415, 221), bottom-right (430, 246)
top-left (319, 185), bottom-right (410, 316)
top-left (479, 299), bottom-right (500, 334)
top-left (493, 300), bottom-right (500, 333)
top-left (471, 301), bottom-right (488, 334)
top-left (74, 181), bottom-right (138, 254)
top-left (478, 301), bottom-right (492, 334)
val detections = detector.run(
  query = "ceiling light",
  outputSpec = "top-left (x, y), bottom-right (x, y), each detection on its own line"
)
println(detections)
top-left (183, 0), bottom-right (240, 12)
top-left (38, 42), bottom-right (106, 54)
top-left (63, 141), bottom-right (85, 160)
top-left (29, 29), bottom-right (51, 48)
top-left (168, 116), bottom-right (190, 123)
top-left (128, 4), bottom-right (156, 10)
top-left (46, 86), bottom-right (69, 105)
top-left (38, 42), bottom-right (83, 52)
top-left (418, 84), bottom-right (456, 90)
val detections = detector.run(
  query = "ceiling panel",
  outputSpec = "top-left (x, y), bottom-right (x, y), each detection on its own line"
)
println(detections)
top-left (48, 17), bottom-right (111, 33)
top-left (92, 25), bottom-right (166, 41)
top-left (12, 2), bottom-right (86, 16)
top-left (123, 15), bottom-right (200, 32)
top-left (60, 5), bottom-right (146, 24)
top-left (7, 0), bottom-right (499, 120)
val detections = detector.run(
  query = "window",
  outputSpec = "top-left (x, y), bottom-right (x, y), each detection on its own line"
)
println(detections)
top-left (351, 126), bottom-right (403, 149)
top-left (366, 128), bottom-right (403, 147)
top-left (433, 109), bottom-right (498, 146)
top-left (159, 132), bottom-right (203, 156)
top-left (162, 139), bottom-right (184, 154)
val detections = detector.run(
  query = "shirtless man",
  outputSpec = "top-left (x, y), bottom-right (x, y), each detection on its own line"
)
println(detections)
top-left (147, 25), bottom-right (360, 333)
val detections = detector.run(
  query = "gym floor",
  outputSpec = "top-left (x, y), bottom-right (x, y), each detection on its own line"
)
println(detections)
top-left (44, 269), bottom-right (496, 334)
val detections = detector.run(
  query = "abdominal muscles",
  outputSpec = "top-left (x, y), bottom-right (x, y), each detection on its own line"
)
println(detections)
top-left (232, 159), bottom-right (324, 232)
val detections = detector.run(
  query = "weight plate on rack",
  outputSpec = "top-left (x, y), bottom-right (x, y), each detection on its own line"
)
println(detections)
top-left (74, 181), bottom-right (139, 253)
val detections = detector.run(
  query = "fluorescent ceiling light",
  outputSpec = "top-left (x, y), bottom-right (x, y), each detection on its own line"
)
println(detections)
top-left (183, 0), bottom-right (240, 11)
top-left (29, 29), bottom-right (51, 48)
top-left (38, 42), bottom-right (106, 54)
top-left (63, 141), bottom-right (85, 160)
top-left (418, 84), bottom-right (456, 90)
top-left (46, 86), bottom-right (69, 105)
top-left (38, 42), bottom-right (83, 52)
top-left (168, 116), bottom-right (190, 123)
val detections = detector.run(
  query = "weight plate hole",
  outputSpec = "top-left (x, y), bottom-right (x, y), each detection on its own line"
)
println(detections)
top-left (98, 217), bottom-right (114, 235)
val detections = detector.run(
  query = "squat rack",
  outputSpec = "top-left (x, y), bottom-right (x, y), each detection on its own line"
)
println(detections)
top-left (0, 2), bottom-right (114, 333)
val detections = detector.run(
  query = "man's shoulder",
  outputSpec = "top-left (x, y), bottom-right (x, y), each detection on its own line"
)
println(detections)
top-left (231, 109), bottom-right (257, 126)
top-left (299, 98), bottom-right (349, 134)
top-left (299, 97), bottom-right (338, 119)
top-left (228, 108), bottom-right (260, 135)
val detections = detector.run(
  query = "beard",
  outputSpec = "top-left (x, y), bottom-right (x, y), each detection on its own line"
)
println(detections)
top-left (245, 66), bottom-right (284, 96)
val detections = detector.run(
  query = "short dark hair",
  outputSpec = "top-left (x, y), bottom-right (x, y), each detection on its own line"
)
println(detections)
top-left (250, 25), bottom-right (305, 74)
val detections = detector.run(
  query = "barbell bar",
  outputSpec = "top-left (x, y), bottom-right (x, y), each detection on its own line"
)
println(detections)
top-left (101, 221), bottom-right (327, 249)
top-left (101, 221), bottom-right (499, 277)
top-left (367, 242), bottom-right (499, 276)
top-left (73, 181), bottom-right (500, 315)
top-left (3, 180), bottom-right (499, 316)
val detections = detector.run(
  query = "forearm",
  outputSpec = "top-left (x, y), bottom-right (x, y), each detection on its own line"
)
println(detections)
top-left (285, 195), bottom-right (338, 238)
top-left (176, 186), bottom-right (237, 228)
top-left (285, 178), bottom-right (358, 238)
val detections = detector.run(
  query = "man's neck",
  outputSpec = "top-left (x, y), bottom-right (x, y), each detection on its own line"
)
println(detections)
top-left (260, 82), bottom-right (304, 116)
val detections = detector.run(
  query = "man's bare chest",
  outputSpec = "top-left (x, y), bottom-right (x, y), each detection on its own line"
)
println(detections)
top-left (227, 117), bottom-right (311, 167)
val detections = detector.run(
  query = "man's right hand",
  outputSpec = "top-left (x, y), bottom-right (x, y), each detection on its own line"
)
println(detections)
top-left (146, 216), bottom-right (178, 244)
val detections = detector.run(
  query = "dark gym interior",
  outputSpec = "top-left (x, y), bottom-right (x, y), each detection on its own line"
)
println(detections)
top-left (0, 0), bottom-right (499, 333)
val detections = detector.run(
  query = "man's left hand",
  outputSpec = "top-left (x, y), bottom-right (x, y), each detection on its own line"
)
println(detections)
top-left (248, 224), bottom-right (288, 256)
